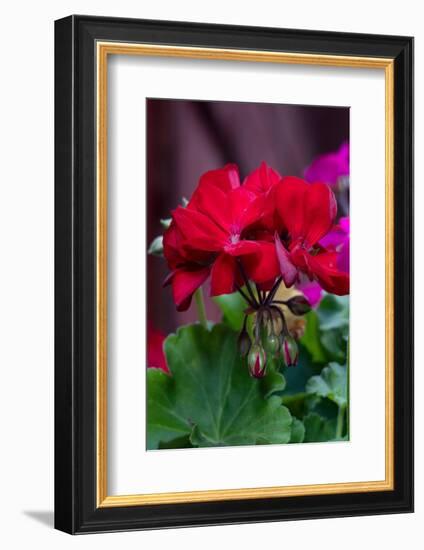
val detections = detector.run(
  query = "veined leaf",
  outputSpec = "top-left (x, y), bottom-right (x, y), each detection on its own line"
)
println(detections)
top-left (213, 292), bottom-right (248, 332)
top-left (301, 310), bottom-right (328, 363)
top-left (147, 324), bottom-right (292, 449)
top-left (303, 412), bottom-right (337, 442)
top-left (316, 294), bottom-right (349, 332)
top-left (289, 417), bottom-right (305, 443)
top-left (305, 362), bottom-right (347, 408)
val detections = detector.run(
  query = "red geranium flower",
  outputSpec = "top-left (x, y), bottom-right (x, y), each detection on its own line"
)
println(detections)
top-left (162, 163), bottom-right (349, 313)
top-left (243, 161), bottom-right (283, 233)
top-left (147, 322), bottom-right (170, 374)
top-left (164, 164), bottom-right (276, 301)
top-left (162, 222), bottom-right (211, 311)
top-left (272, 177), bottom-right (349, 295)
top-left (243, 161), bottom-right (281, 195)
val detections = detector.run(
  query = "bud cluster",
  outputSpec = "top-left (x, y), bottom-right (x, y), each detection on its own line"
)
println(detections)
top-left (238, 293), bottom-right (310, 378)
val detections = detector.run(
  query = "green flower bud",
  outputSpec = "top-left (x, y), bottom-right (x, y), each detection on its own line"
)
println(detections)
top-left (282, 335), bottom-right (299, 367)
top-left (265, 333), bottom-right (280, 355)
top-left (148, 235), bottom-right (164, 256)
top-left (285, 295), bottom-right (311, 316)
top-left (238, 327), bottom-right (251, 358)
top-left (247, 344), bottom-right (267, 378)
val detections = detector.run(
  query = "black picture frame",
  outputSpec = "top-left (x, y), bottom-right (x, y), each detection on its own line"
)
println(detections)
top-left (55, 15), bottom-right (414, 534)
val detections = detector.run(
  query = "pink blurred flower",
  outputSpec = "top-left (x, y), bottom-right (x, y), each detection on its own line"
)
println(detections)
top-left (147, 322), bottom-right (170, 374)
top-left (297, 279), bottom-right (324, 307)
top-left (320, 217), bottom-right (350, 273)
top-left (304, 142), bottom-right (349, 187)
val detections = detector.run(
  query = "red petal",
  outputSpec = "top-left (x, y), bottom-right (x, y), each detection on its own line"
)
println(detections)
top-left (275, 233), bottom-right (298, 287)
top-left (307, 251), bottom-right (349, 295)
top-left (189, 175), bottom-right (232, 233)
top-left (163, 222), bottom-right (215, 266)
top-left (228, 187), bottom-right (265, 231)
top-left (210, 253), bottom-right (237, 296)
top-left (163, 222), bottom-right (201, 268)
top-left (147, 322), bottom-right (169, 373)
top-left (169, 267), bottom-right (211, 311)
top-left (260, 184), bottom-right (283, 233)
top-left (192, 164), bottom-right (240, 199)
top-left (162, 223), bottom-right (181, 269)
top-left (302, 183), bottom-right (337, 246)
top-left (172, 206), bottom-right (226, 252)
top-left (275, 176), bottom-right (309, 242)
top-left (224, 240), bottom-right (259, 256)
top-left (256, 279), bottom-right (277, 291)
top-left (275, 178), bottom-right (337, 246)
top-left (242, 241), bottom-right (280, 284)
top-left (243, 162), bottom-right (281, 195)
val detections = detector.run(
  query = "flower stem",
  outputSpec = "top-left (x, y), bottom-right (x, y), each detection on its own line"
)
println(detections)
top-left (237, 260), bottom-right (259, 307)
top-left (194, 287), bottom-right (208, 330)
top-left (335, 404), bottom-right (346, 439)
top-left (255, 284), bottom-right (264, 305)
top-left (236, 285), bottom-right (256, 309)
top-left (265, 276), bottom-right (283, 305)
top-left (270, 305), bottom-right (289, 336)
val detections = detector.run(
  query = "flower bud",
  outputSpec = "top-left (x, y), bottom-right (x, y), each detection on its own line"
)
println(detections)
top-left (285, 295), bottom-right (311, 316)
top-left (265, 333), bottom-right (280, 355)
top-left (247, 344), bottom-right (267, 378)
top-left (238, 328), bottom-right (251, 358)
top-left (282, 335), bottom-right (299, 367)
top-left (148, 235), bottom-right (164, 256)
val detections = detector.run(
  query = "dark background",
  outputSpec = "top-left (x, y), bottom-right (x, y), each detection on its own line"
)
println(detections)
top-left (147, 98), bottom-right (349, 335)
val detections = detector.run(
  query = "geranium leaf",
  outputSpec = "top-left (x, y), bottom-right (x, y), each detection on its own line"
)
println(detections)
top-left (158, 434), bottom-right (193, 449)
top-left (320, 331), bottom-right (346, 364)
top-left (316, 294), bottom-right (349, 332)
top-left (303, 412), bottom-right (336, 442)
top-left (147, 324), bottom-right (292, 449)
top-left (301, 310), bottom-right (328, 363)
top-left (261, 369), bottom-right (286, 398)
top-left (289, 417), bottom-right (305, 443)
top-left (301, 295), bottom-right (349, 364)
top-left (305, 362), bottom-right (347, 408)
top-left (213, 292), bottom-right (248, 331)
top-left (281, 345), bottom-right (322, 397)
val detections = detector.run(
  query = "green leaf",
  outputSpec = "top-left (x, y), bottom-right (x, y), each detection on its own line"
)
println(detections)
top-left (148, 235), bottom-right (163, 256)
top-left (281, 345), bottom-right (322, 397)
top-left (281, 392), bottom-right (320, 418)
top-left (321, 331), bottom-right (346, 364)
top-left (289, 417), bottom-right (305, 443)
top-left (305, 362), bottom-right (347, 408)
top-left (261, 370), bottom-right (286, 398)
top-left (213, 292), bottom-right (248, 332)
top-left (301, 310), bottom-right (328, 363)
top-left (158, 435), bottom-right (193, 449)
top-left (281, 392), bottom-right (308, 418)
top-left (317, 294), bottom-right (349, 332)
top-left (318, 296), bottom-right (348, 363)
top-left (303, 413), bottom-right (336, 442)
top-left (147, 324), bottom-right (292, 449)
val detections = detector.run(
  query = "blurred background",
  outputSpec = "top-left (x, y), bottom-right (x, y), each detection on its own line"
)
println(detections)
top-left (147, 98), bottom-right (349, 336)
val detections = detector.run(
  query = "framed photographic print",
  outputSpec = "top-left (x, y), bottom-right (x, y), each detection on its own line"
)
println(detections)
top-left (54, 15), bottom-right (414, 534)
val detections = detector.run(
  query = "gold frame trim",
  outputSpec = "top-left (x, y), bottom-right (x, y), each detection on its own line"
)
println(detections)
top-left (96, 42), bottom-right (394, 508)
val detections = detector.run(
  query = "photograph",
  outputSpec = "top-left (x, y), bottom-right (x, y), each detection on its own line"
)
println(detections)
top-left (146, 98), bottom-right (350, 450)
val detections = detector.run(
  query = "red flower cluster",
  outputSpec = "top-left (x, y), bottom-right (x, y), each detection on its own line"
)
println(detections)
top-left (163, 163), bottom-right (349, 311)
